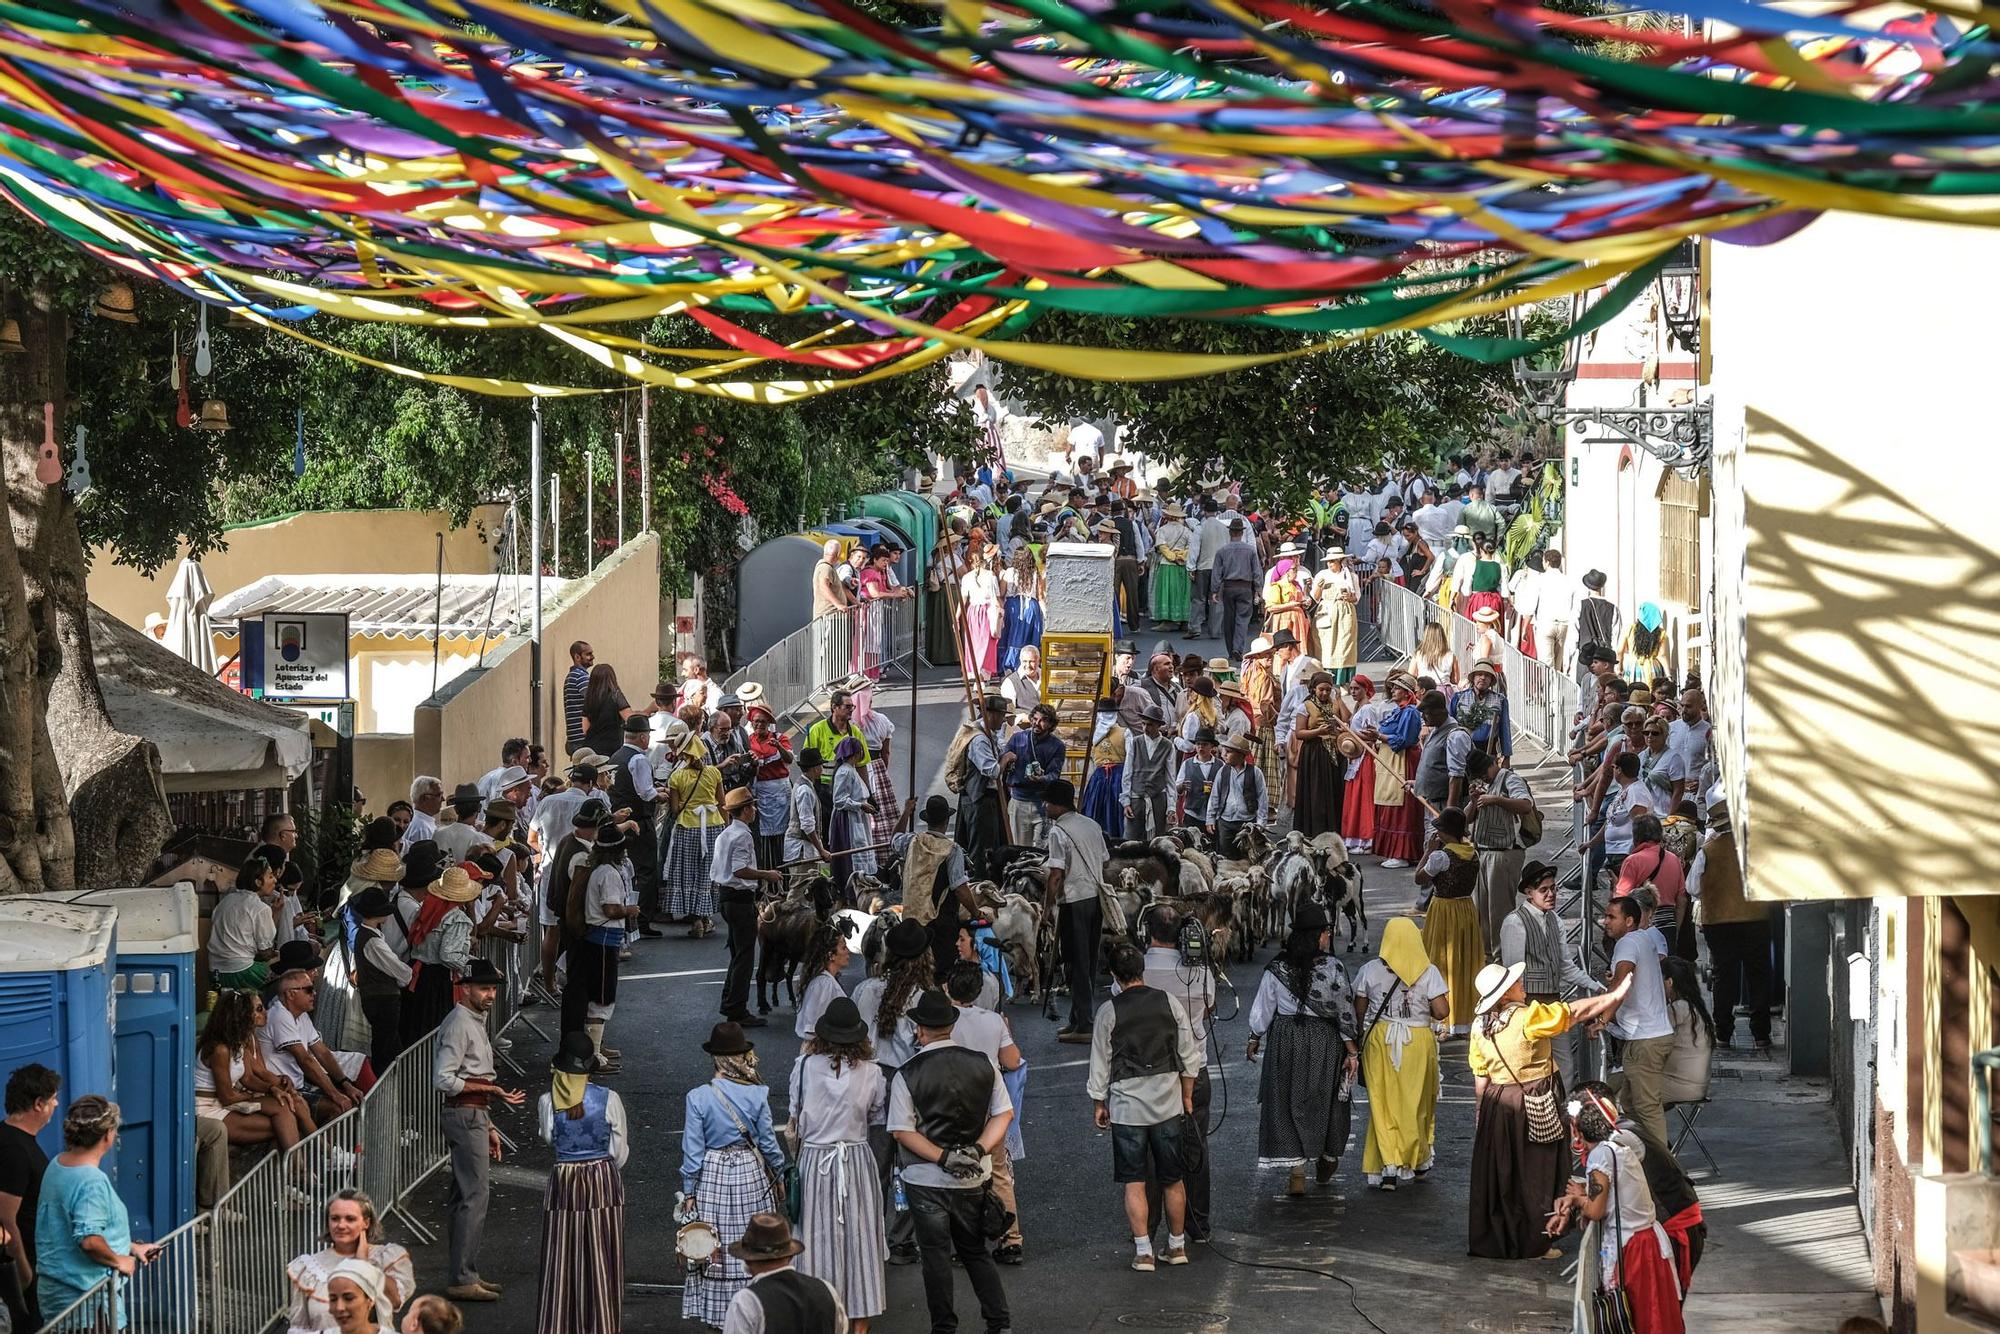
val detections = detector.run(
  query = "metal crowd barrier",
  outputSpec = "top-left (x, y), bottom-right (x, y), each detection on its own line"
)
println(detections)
top-left (726, 598), bottom-right (917, 725)
top-left (36, 934), bottom-right (531, 1334)
top-left (1369, 578), bottom-right (1580, 752)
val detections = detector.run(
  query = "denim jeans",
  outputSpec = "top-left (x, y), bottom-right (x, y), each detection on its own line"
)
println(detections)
top-left (908, 1183), bottom-right (1011, 1333)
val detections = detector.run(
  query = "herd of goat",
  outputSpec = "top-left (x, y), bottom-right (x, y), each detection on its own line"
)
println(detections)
top-left (748, 824), bottom-right (1371, 1014)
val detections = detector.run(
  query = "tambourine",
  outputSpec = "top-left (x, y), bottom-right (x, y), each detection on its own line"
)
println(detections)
top-left (676, 1218), bottom-right (719, 1272)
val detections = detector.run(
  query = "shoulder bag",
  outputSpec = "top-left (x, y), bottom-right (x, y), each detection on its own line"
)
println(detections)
top-left (1486, 1014), bottom-right (1566, 1144)
top-left (1590, 1144), bottom-right (1640, 1333)
top-left (1353, 976), bottom-right (1405, 1090)
top-left (1508, 771), bottom-right (1545, 848)
top-left (709, 1080), bottom-right (793, 1215)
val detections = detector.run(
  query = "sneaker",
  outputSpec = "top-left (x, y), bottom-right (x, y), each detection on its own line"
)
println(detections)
top-left (1131, 1252), bottom-right (1156, 1273)
top-left (994, 1244), bottom-right (1023, 1266)
top-left (1162, 1246), bottom-right (1188, 1266)
top-left (445, 1284), bottom-right (498, 1303)
top-left (1379, 858), bottom-right (1410, 869)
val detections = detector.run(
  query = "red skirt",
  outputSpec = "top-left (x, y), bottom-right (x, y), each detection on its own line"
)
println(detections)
top-left (1341, 753), bottom-right (1376, 848)
top-left (1465, 590), bottom-right (1504, 621)
top-left (1372, 750), bottom-right (1422, 861)
top-left (1516, 619), bottom-right (1537, 661)
top-left (1611, 1228), bottom-right (1686, 1334)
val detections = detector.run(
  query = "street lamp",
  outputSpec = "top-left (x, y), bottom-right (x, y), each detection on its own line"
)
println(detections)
top-left (1506, 268), bottom-right (1712, 475)
top-left (1657, 237), bottom-right (1699, 356)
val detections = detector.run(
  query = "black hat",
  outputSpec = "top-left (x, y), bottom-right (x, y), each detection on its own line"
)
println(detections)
top-left (981, 693), bottom-right (1008, 714)
top-left (1518, 859), bottom-right (1559, 891)
top-left (886, 918), bottom-right (930, 961)
top-left (623, 714), bottom-right (651, 734)
top-left (1269, 629), bottom-right (1300, 649)
top-left (1114, 639), bottom-right (1138, 655)
top-left (574, 798), bottom-right (609, 828)
top-left (350, 886), bottom-right (394, 919)
top-left (1293, 900), bottom-right (1331, 937)
top-left (799, 747), bottom-right (825, 770)
top-left (275, 939), bottom-right (321, 975)
top-left (472, 851), bottom-right (507, 881)
top-left (400, 840), bottom-right (444, 890)
top-left (1583, 644), bottom-right (1617, 666)
top-left (568, 762), bottom-right (599, 783)
top-left (1044, 777), bottom-right (1077, 809)
top-left (552, 1030), bottom-right (596, 1075)
top-left (593, 825), bottom-right (626, 851)
top-left (922, 795), bottom-right (953, 826)
top-left (703, 1021), bottom-right (754, 1056)
top-left (360, 816), bottom-right (400, 852)
top-left (449, 782), bottom-right (482, 807)
top-left (1193, 727), bottom-right (1219, 746)
top-left (908, 988), bottom-right (958, 1029)
top-left (1582, 568), bottom-right (1608, 591)
top-left (461, 957), bottom-right (506, 987)
top-left (814, 997), bottom-right (868, 1045)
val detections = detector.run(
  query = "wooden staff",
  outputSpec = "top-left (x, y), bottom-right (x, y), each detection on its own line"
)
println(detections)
top-left (1323, 705), bottom-right (1443, 820)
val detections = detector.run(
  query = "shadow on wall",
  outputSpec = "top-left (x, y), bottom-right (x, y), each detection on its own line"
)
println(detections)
top-left (1736, 409), bottom-right (2000, 901)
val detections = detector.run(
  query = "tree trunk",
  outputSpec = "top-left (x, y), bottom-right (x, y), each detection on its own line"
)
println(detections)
top-left (0, 290), bottom-right (172, 893)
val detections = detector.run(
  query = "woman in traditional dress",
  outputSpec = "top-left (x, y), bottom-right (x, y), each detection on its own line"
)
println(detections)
top-left (961, 542), bottom-right (1005, 684)
top-left (997, 540), bottom-right (1044, 674)
top-left (1415, 808), bottom-right (1484, 1035)
top-left (1261, 544), bottom-right (1311, 648)
top-left (1406, 620), bottom-right (1459, 691)
top-left (1309, 551), bottom-right (1361, 685)
top-left (1341, 676), bottom-right (1386, 853)
top-left (1567, 1091), bottom-right (1687, 1332)
top-left (320, 1259), bottom-right (388, 1334)
top-left (1351, 919), bottom-right (1450, 1191)
top-left (663, 733), bottom-right (726, 938)
top-left (1151, 501), bottom-right (1194, 631)
top-left (680, 1022), bottom-right (789, 1328)
top-left (793, 919), bottom-right (852, 1041)
top-left (1178, 676), bottom-right (1220, 756)
top-left (285, 1191), bottom-right (413, 1334)
top-left (854, 689), bottom-right (904, 849)
top-left (1458, 534), bottom-right (1508, 623)
top-left (829, 737), bottom-right (878, 907)
top-left (746, 703), bottom-right (793, 869)
top-left (789, 997), bottom-right (888, 1333)
top-left (1466, 964), bottom-right (1631, 1260)
top-left (855, 544), bottom-right (911, 680)
top-left (1241, 637), bottom-right (1285, 800)
top-left (562, 827), bottom-right (635, 1071)
top-left (399, 865), bottom-right (478, 1046)
top-left (1289, 672), bottom-right (1348, 841)
top-left (1246, 902), bottom-right (1361, 1197)
top-left (1366, 672), bottom-right (1426, 867)
top-left (1618, 601), bottom-right (1672, 684)
top-left (536, 1032), bottom-right (628, 1334)
top-left (1081, 696), bottom-right (1128, 840)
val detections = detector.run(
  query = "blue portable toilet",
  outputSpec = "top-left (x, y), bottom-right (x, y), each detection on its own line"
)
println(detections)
top-left (0, 901), bottom-right (117, 1159)
top-left (32, 885), bottom-right (200, 1241)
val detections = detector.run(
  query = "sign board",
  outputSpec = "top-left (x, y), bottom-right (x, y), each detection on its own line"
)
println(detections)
top-left (242, 614), bottom-right (350, 703)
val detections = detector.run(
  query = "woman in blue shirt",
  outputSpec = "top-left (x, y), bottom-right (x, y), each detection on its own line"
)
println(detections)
top-left (679, 1023), bottom-right (787, 1328)
top-left (36, 1096), bottom-right (157, 1327)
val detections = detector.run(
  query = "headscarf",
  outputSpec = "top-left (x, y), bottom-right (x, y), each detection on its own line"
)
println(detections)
top-left (325, 1256), bottom-right (387, 1328)
top-left (714, 1051), bottom-right (761, 1085)
top-left (552, 1069), bottom-right (589, 1115)
top-left (1636, 601), bottom-right (1664, 632)
top-left (834, 736), bottom-right (864, 768)
top-left (1349, 674), bottom-right (1375, 699)
top-left (1378, 916), bottom-right (1431, 988)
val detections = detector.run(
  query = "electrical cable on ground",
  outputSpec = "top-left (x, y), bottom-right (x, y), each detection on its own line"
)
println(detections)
top-left (1203, 1239), bottom-right (1392, 1334)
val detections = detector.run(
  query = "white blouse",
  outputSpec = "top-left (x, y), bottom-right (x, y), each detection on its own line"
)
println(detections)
top-left (789, 1053), bottom-right (887, 1146)
top-left (285, 1243), bottom-right (413, 1332)
top-left (795, 970), bottom-right (847, 1041)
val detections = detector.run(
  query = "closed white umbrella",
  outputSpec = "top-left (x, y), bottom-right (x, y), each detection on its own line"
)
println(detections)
top-left (162, 557), bottom-right (218, 675)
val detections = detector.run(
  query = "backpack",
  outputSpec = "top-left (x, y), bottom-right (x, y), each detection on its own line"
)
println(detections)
top-left (1506, 770), bottom-right (1545, 848)
top-left (943, 722), bottom-right (981, 794)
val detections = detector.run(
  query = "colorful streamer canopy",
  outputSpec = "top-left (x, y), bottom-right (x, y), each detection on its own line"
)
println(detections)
top-left (0, 0), bottom-right (1989, 397)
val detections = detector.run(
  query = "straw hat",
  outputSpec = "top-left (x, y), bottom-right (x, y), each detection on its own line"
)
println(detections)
top-left (1220, 735), bottom-right (1253, 756)
top-left (1218, 681), bottom-right (1244, 701)
top-left (736, 681), bottom-right (765, 705)
top-left (721, 786), bottom-right (755, 812)
top-left (351, 848), bottom-right (405, 883)
top-left (194, 398), bottom-right (232, 432)
top-left (93, 282), bottom-right (139, 323)
top-left (1472, 606), bottom-right (1500, 625)
top-left (429, 866), bottom-right (480, 903)
top-left (1162, 502), bottom-right (1185, 520)
top-left (1207, 657), bottom-right (1232, 676)
top-left (1474, 962), bottom-right (1527, 1015)
top-left (1246, 635), bottom-right (1273, 657)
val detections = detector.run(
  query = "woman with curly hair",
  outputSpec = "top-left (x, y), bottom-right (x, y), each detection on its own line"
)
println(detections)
top-left (789, 998), bottom-right (887, 1332)
top-left (197, 989), bottom-right (316, 1151)
top-left (793, 920), bottom-right (853, 1041)
top-left (852, 920), bottom-right (931, 1266)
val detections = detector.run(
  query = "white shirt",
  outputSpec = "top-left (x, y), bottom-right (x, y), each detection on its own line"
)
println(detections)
top-left (210, 889), bottom-right (276, 973)
top-left (709, 818), bottom-right (759, 890)
top-left (1412, 503), bottom-right (1453, 548)
top-left (1086, 988), bottom-right (1197, 1125)
top-left (1637, 745), bottom-right (1688, 814)
top-left (1496, 904), bottom-right (1601, 995)
top-left (1506, 567), bottom-right (1541, 620)
top-left (401, 807), bottom-right (436, 850)
top-left (948, 1004), bottom-right (1016, 1072)
top-left (259, 1005), bottom-right (329, 1088)
top-left (781, 783), bottom-right (822, 867)
top-left (888, 1037), bottom-right (1012, 1188)
top-left (851, 977), bottom-right (919, 1069)
top-left (789, 1052), bottom-right (885, 1145)
top-left (1536, 567), bottom-right (1578, 624)
top-left (1067, 421), bottom-right (1104, 457)
top-left (530, 786), bottom-right (588, 852)
top-left (1666, 718), bottom-right (1712, 777)
top-left (1139, 945), bottom-right (1215, 1069)
top-left (1587, 1133), bottom-right (1665, 1284)
top-left (1000, 669), bottom-right (1042, 709)
top-left (432, 820), bottom-right (486, 865)
top-left (794, 970), bottom-right (845, 1040)
top-left (721, 1267), bottom-right (850, 1334)
top-left (1603, 778), bottom-right (1647, 855)
top-left (1608, 932), bottom-right (1674, 1042)
top-left (1045, 811), bottom-right (1109, 906)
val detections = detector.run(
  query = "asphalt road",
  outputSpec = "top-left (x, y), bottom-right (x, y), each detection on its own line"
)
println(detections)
top-left (410, 628), bottom-right (1581, 1332)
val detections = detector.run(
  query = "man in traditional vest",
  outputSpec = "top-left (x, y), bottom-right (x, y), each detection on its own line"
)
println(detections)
top-left (1410, 690), bottom-right (1468, 848)
top-left (1088, 944), bottom-right (1199, 1272)
top-left (888, 990), bottom-right (1014, 1334)
top-left (1122, 705), bottom-right (1176, 843)
top-left (720, 1212), bottom-right (845, 1333)
top-left (895, 795), bottom-right (980, 979)
top-left (1496, 859), bottom-right (1602, 1085)
top-left (606, 714), bottom-right (664, 936)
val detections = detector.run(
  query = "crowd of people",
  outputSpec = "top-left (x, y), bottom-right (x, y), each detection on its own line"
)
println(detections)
top-left (0, 443), bottom-right (1782, 1334)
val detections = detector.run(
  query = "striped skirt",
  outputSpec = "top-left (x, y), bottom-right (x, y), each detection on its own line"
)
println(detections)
top-left (866, 759), bottom-right (901, 846)
top-left (683, 1146), bottom-right (774, 1327)
top-left (665, 822), bottom-right (723, 919)
top-left (797, 1141), bottom-right (887, 1320)
top-left (538, 1156), bottom-right (624, 1334)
